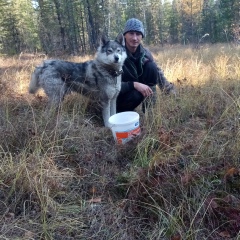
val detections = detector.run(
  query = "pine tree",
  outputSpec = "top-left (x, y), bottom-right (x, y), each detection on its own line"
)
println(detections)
top-left (217, 0), bottom-right (240, 42)
top-left (0, 0), bottom-right (21, 54)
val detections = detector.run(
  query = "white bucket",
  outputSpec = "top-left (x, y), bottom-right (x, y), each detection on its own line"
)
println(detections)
top-left (108, 111), bottom-right (141, 144)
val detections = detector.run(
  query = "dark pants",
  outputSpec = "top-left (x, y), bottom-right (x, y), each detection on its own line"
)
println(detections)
top-left (117, 61), bottom-right (158, 112)
top-left (117, 89), bottom-right (144, 112)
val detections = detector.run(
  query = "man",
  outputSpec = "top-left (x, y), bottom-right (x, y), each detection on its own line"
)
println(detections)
top-left (117, 18), bottom-right (175, 113)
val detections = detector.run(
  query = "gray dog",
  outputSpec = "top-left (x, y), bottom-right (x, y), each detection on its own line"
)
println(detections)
top-left (29, 34), bottom-right (127, 127)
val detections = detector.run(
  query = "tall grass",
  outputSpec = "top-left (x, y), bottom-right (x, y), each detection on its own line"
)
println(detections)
top-left (0, 44), bottom-right (240, 239)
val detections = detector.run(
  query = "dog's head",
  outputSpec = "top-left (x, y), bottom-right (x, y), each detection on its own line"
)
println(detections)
top-left (97, 34), bottom-right (127, 67)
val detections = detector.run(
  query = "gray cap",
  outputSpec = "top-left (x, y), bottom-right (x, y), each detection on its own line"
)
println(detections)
top-left (123, 18), bottom-right (145, 37)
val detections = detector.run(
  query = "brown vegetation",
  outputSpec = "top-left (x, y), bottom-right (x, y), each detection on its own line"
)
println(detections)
top-left (0, 44), bottom-right (240, 239)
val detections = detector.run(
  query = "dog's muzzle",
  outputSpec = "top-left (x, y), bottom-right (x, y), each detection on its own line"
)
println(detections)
top-left (114, 55), bottom-right (119, 63)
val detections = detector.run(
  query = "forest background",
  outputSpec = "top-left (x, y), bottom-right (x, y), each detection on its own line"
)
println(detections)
top-left (0, 0), bottom-right (239, 55)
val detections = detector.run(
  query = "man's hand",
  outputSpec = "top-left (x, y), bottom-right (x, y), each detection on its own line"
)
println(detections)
top-left (133, 82), bottom-right (153, 97)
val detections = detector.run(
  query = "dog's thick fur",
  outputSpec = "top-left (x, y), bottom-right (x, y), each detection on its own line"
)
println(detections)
top-left (29, 34), bottom-right (127, 127)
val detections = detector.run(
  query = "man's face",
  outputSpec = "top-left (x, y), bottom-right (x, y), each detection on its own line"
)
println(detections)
top-left (124, 31), bottom-right (143, 52)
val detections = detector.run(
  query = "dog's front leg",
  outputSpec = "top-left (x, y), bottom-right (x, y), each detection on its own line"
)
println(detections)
top-left (110, 97), bottom-right (117, 117)
top-left (102, 100), bottom-right (111, 127)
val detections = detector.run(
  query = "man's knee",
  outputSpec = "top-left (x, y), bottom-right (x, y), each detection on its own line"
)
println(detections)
top-left (117, 89), bottom-right (144, 112)
top-left (143, 61), bottom-right (158, 86)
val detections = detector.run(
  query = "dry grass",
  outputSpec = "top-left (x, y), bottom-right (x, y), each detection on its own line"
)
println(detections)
top-left (0, 44), bottom-right (240, 240)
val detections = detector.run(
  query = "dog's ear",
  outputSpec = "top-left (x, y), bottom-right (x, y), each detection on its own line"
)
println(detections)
top-left (101, 35), bottom-right (109, 46)
top-left (115, 33), bottom-right (125, 46)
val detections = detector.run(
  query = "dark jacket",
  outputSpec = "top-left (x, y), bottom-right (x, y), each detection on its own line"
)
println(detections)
top-left (121, 44), bottom-right (174, 94)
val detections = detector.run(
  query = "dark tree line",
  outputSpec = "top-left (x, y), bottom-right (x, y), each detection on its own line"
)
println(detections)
top-left (0, 0), bottom-right (239, 55)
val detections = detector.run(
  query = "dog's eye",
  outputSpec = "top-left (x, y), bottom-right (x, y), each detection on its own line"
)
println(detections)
top-left (107, 49), bottom-right (113, 53)
top-left (116, 49), bottom-right (121, 53)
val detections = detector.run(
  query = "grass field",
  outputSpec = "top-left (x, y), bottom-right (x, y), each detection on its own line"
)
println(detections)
top-left (0, 43), bottom-right (240, 240)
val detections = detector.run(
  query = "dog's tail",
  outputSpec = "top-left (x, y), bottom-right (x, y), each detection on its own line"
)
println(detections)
top-left (29, 66), bottom-right (42, 94)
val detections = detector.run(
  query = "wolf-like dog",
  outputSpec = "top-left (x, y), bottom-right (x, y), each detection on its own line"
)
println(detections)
top-left (29, 34), bottom-right (127, 127)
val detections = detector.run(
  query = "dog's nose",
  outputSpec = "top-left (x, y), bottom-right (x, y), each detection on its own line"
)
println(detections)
top-left (114, 55), bottom-right (119, 62)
